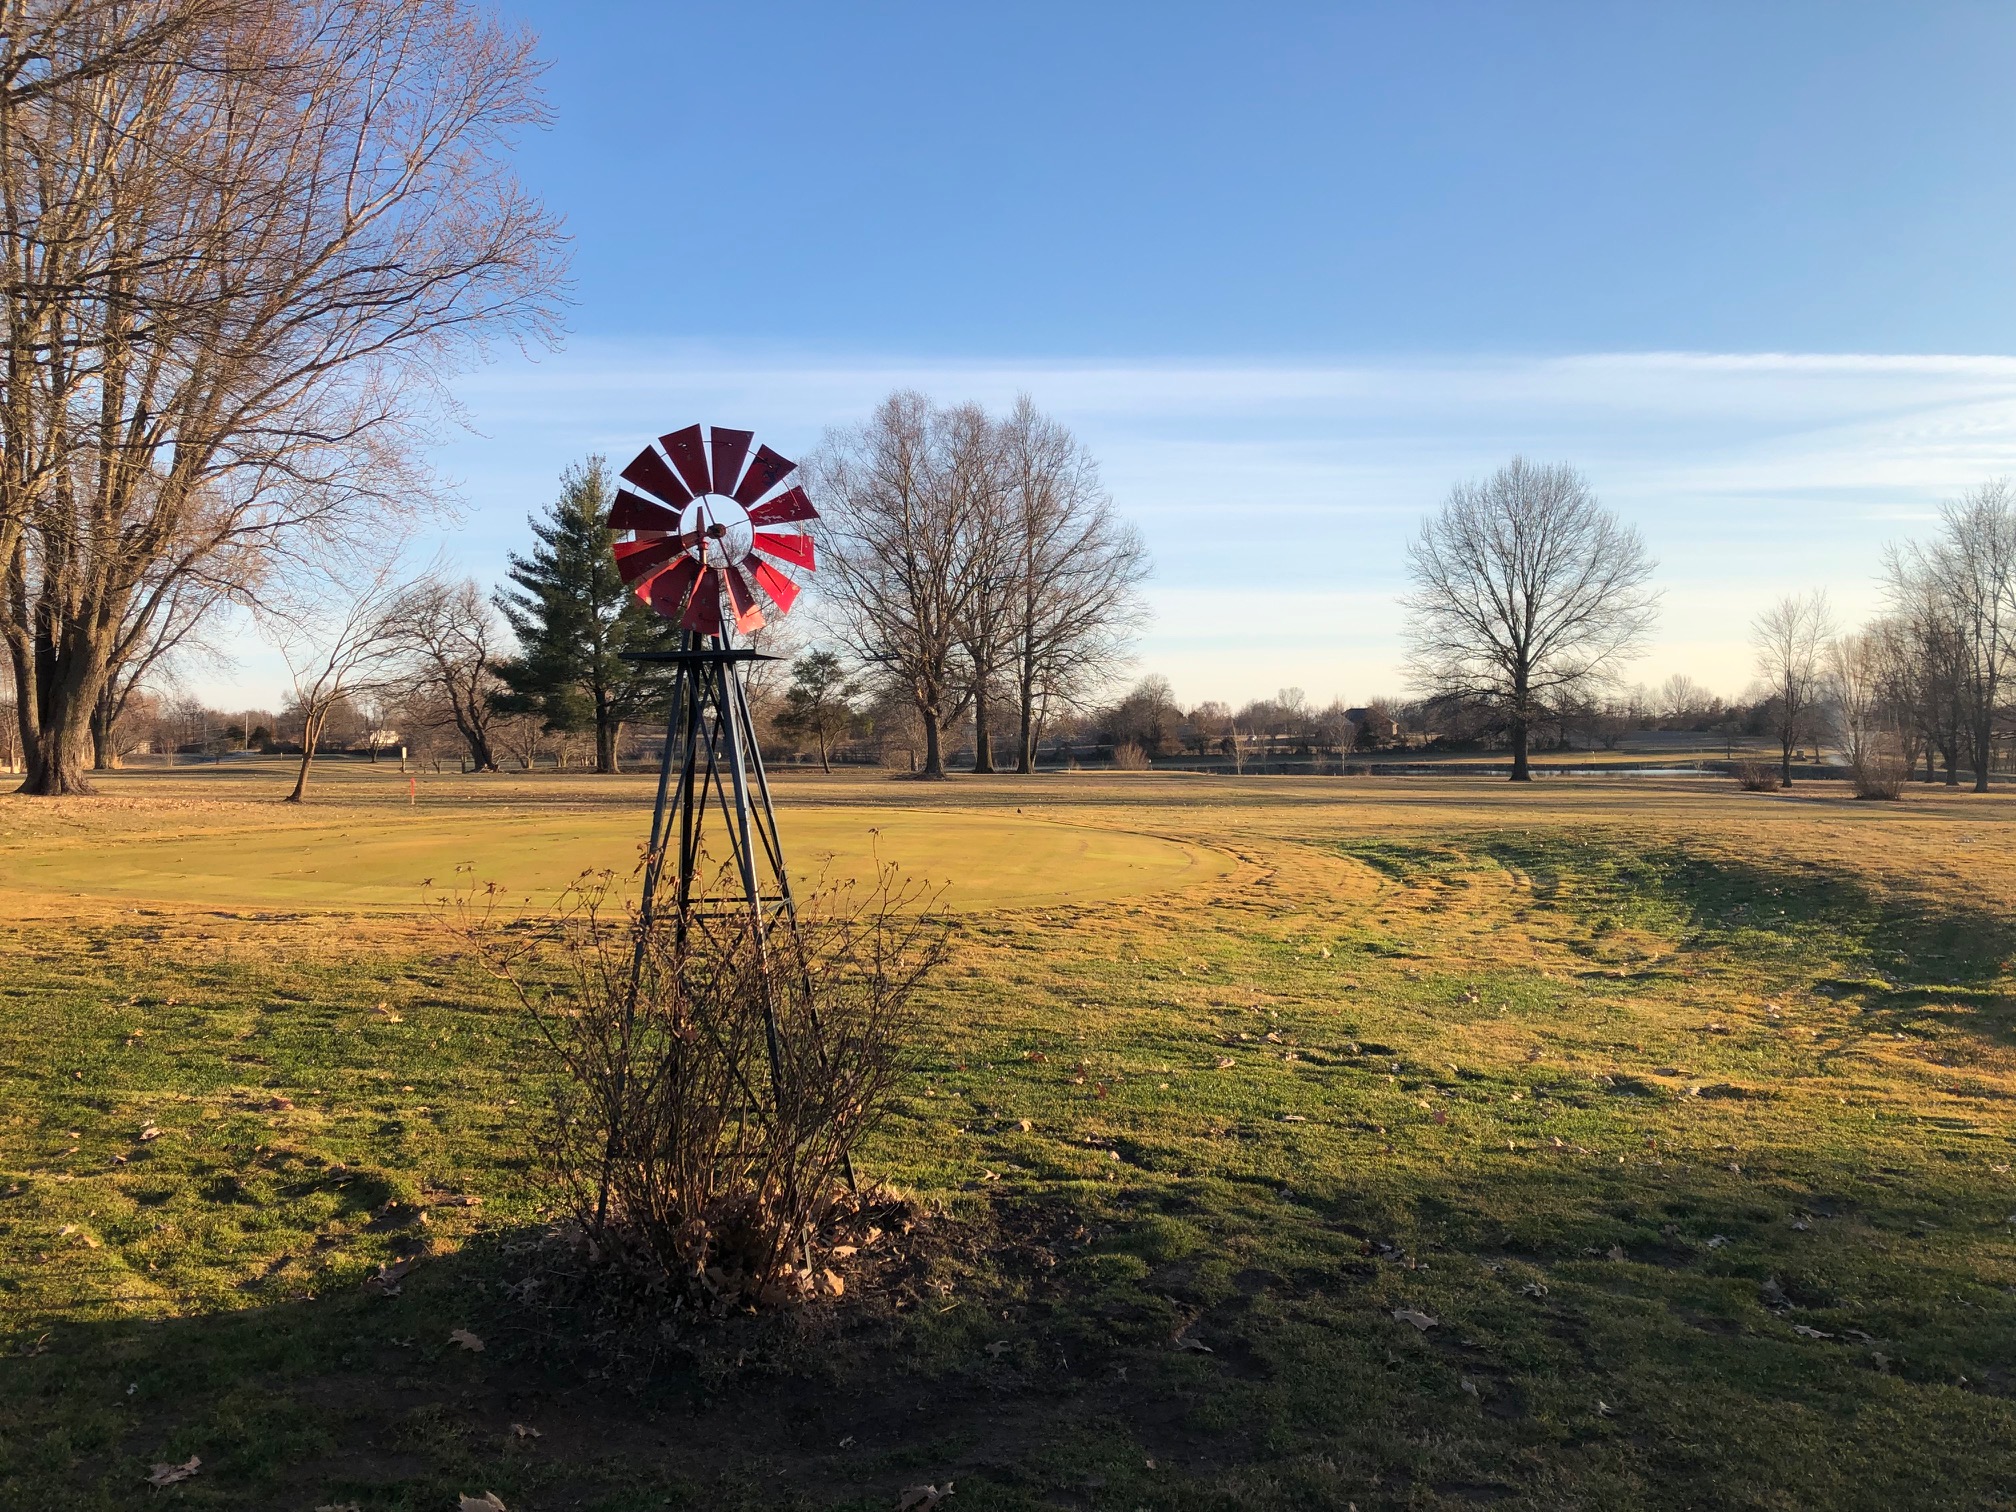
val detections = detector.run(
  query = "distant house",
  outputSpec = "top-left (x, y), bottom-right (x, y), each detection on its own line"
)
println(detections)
top-left (1346, 707), bottom-right (1400, 740)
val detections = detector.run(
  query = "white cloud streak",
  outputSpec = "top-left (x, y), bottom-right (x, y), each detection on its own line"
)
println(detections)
top-left (192, 345), bottom-right (2016, 710)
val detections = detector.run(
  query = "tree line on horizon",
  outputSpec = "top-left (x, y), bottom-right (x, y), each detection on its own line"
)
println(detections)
top-left (10, 430), bottom-right (2014, 794)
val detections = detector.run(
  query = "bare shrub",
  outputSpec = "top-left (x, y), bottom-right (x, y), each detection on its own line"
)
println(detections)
top-left (1733, 759), bottom-right (1781, 792)
top-left (462, 869), bottom-right (945, 1309)
top-left (1111, 740), bottom-right (1151, 770)
top-left (1850, 750), bottom-right (1907, 801)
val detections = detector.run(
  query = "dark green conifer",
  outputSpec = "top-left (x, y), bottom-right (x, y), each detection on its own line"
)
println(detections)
top-left (494, 457), bottom-right (678, 773)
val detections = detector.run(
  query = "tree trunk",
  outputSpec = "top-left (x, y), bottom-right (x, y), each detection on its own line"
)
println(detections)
top-left (1780, 730), bottom-right (1795, 786)
top-left (817, 728), bottom-right (831, 774)
top-left (972, 681), bottom-right (994, 774)
top-left (920, 703), bottom-right (945, 778)
top-left (90, 698), bottom-right (117, 772)
top-left (1974, 726), bottom-right (1993, 793)
top-left (18, 667), bottom-right (102, 796)
top-left (595, 716), bottom-right (618, 774)
top-left (1509, 716), bottom-right (1532, 782)
top-left (287, 713), bottom-right (323, 803)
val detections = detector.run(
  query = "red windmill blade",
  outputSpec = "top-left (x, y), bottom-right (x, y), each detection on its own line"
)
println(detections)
top-left (609, 489), bottom-right (682, 532)
top-left (750, 530), bottom-right (814, 570)
top-left (660, 425), bottom-right (712, 498)
top-left (620, 446), bottom-right (690, 508)
top-left (747, 557), bottom-right (800, 614)
top-left (722, 561), bottom-right (765, 634)
top-left (709, 427), bottom-right (754, 496)
top-left (608, 423), bottom-right (820, 636)
top-left (749, 485), bottom-right (816, 525)
top-left (733, 445), bottom-right (795, 505)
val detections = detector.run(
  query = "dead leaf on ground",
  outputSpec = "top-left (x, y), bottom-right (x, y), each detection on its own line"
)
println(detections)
top-left (510, 1422), bottom-right (541, 1438)
top-left (448, 1328), bottom-right (484, 1352)
top-left (1393, 1308), bottom-right (1439, 1331)
top-left (1793, 1324), bottom-right (1834, 1340)
top-left (146, 1456), bottom-right (200, 1486)
top-left (138, 1125), bottom-right (162, 1141)
top-left (896, 1483), bottom-right (953, 1511)
top-left (1214, 1057), bottom-right (1236, 1070)
top-left (458, 1495), bottom-right (507, 1512)
top-left (364, 1256), bottom-right (420, 1295)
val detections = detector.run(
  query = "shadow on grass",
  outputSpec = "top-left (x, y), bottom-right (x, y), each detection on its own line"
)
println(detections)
top-left (1343, 832), bottom-right (2016, 1028)
top-left (11, 1146), bottom-right (2016, 1512)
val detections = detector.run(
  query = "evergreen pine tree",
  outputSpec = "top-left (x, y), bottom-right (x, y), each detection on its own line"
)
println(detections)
top-left (495, 457), bottom-right (680, 773)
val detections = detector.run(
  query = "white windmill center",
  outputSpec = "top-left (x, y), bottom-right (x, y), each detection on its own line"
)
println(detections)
top-left (682, 496), bottom-right (753, 564)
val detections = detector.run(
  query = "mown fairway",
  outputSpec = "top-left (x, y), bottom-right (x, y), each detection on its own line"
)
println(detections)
top-left (3, 766), bottom-right (2016, 1511)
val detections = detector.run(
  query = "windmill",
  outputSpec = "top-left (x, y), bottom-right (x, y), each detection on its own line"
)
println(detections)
top-left (608, 423), bottom-right (818, 944)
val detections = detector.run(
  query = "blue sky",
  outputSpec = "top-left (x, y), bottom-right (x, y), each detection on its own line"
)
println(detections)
top-left (212, 3), bottom-right (2016, 708)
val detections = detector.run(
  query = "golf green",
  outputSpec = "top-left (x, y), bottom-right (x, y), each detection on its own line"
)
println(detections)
top-left (7, 804), bottom-right (1230, 912)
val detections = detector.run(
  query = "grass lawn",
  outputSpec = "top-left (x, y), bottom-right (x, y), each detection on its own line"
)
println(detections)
top-left (3, 765), bottom-right (2015, 1510)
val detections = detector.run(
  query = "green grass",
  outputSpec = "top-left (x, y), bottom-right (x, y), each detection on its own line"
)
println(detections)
top-left (4, 770), bottom-right (2016, 1509)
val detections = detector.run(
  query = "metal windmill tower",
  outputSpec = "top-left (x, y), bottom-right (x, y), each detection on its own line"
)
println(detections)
top-left (606, 423), bottom-right (819, 946)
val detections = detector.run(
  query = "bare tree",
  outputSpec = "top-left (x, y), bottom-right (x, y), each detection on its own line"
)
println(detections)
top-left (996, 396), bottom-right (1148, 772)
top-left (1657, 672), bottom-right (1709, 726)
top-left (1, 0), bottom-right (566, 795)
top-left (493, 709), bottom-right (547, 771)
top-left (1404, 457), bottom-right (1658, 782)
top-left (817, 394), bottom-right (992, 779)
top-left (1827, 628), bottom-right (1903, 789)
top-left (390, 576), bottom-right (507, 772)
top-left (1751, 591), bottom-right (1834, 786)
top-left (942, 407), bottom-right (1012, 773)
top-left (1885, 484), bottom-right (2016, 792)
top-left (263, 563), bottom-right (411, 802)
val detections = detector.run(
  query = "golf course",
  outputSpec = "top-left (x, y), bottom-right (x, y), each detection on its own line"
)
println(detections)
top-left (4, 765), bottom-right (2016, 1510)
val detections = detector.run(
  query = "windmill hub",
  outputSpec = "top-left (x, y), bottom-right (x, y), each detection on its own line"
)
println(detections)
top-left (679, 496), bottom-right (750, 563)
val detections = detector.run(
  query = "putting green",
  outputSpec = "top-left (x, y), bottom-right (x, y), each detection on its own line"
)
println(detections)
top-left (2, 806), bottom-right (1230, 912)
